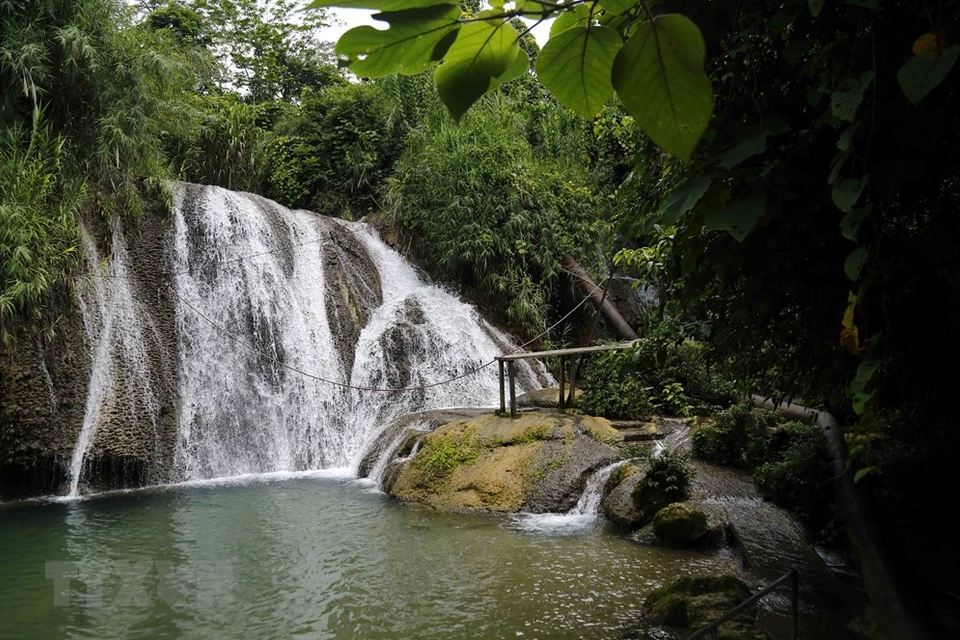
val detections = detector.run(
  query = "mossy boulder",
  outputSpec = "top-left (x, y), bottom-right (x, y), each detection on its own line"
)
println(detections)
top-left (631, 450), bottom-right (695, 526)
top-left (386, 411), bottom-right (622, 512)
top-left (652, 501), bottom-right (709, 545)
top-left (644, 575), bottom-right (769, 639)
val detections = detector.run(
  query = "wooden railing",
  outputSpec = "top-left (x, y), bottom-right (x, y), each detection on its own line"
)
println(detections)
top-left (495, 342), bottom-right (635, 417)
top-left (685, 569), bottom-right (799, 640)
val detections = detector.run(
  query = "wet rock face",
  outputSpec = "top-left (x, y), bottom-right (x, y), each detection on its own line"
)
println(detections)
top-left (323, 221), bottom-right (382, 376)
top-left (367, 410), bottom-right (623, 513)
top-left (1, 295), bottom-right (92, 497)
top-left (601, 463), bottom-right (646, 529)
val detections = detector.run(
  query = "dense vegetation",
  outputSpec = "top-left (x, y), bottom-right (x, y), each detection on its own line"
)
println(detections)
top-left (3, 0), bottom-right (959, 633)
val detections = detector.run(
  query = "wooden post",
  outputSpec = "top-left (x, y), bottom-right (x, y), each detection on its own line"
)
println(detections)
top-left (508, 360), bottom-right (517, 418)
top-left (558, 356), bottom-right (566, 410)
top-left (497, 358), bottom-right (505, 414)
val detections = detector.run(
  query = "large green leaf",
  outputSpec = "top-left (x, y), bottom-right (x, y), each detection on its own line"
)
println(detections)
top-left (897, 46), bottom-right (959, 104)
top-left (844, 246), bottom-right (868, 281)
top-left (831, 71), bottom-right (873, 122)
top-left (704, 191), bottom-right (766, 241)
top-left (598, 0), bottom-right (635, 15)
top-left (535, 26), bottom-right (622, 118)
top-left (611, 14), bottom-right (713, 161)
top-left (434, 18), bottom-right (521, 120)
top-left (658, 176), bottom-right (711, 226)
top-left (719, 132), bottom-right (767, 169)
top-left (831, 175), bottom-right (868, 212)
top-left (549, 5), bottom-right (590, 38)
top-left (335, 4), bottom-right (461, 77)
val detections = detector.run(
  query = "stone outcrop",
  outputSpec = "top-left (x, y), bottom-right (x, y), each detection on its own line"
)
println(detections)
top-left (601, 462), bottom-right (646, 529)
top-left (362, 409), bottom-right (623, 513)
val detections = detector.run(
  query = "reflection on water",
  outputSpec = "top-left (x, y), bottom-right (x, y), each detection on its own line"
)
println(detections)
top-left (0, 474), bottom-right (747, 640)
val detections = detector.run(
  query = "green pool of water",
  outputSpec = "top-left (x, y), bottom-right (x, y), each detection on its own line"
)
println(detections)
top-left (0, 471), bottom-right (747, 640)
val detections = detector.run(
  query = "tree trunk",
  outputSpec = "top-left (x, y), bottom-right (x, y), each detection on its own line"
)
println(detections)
top-left (750, 395), bottom-right (930, 640)
top-left (563, 255), bottom-right (638, 341)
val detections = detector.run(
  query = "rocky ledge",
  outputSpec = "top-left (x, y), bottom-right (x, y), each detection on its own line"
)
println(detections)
top-left (358, 408), bottom-right (623, 512)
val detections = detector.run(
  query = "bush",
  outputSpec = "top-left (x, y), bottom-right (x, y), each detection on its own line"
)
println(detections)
top-left (753, 423), bottom-right (836, 539)
top-left (580, 322), bottom-right (739, 420)
top-left (632, 450), bottom-right (695, 525)
top-left (692, 403), bottom-right (779, 468)
top-left (693, 403), bottom-right (838, 541)
top-left (579, 353), bottom-right (654, 420)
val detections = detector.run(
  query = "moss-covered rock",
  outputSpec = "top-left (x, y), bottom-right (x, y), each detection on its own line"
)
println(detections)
top-left (631, 450), bottom-right (695, 526)
top-left (652, 501), bottom-right (709, 545)
top-left (644, 575), bottom-right (768, 639)
top-left (386, 411), bottom-right (622, 512)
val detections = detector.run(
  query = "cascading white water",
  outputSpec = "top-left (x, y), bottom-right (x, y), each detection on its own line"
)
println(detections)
top-left (170, 185), bottom-right (546, 481)
top-left (171, 188), bottom-right (348, 479)
top-left (69, 225), bottom-right (160, 496)
top-left (344, 223), bottom-right (544, 464)
top-left (570, 460), bottom-right (628, 516)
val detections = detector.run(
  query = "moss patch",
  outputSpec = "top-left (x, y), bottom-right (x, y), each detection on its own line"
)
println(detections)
top-left (388, 411), bottom-right (622, 512)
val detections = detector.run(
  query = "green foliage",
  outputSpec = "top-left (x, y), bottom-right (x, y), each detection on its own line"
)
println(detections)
top-left (579, 353), bottom-right (653, 420)
top-left (753, 423), bottom-right (836, 539)
top-left (314, 0), bottom-right (715, 160)
top-left (1, 0), bottom-right (201, 343)
top-left (581, 322), bottom-right (737, 419)
top-left (631, 450), bottom-right (695, 525)
top-left (185, 0), bottom-right (337, 102)
top-left (389, 95), bottom-right (610, 336)
top-left (264, 82), bottom-right (398, 216)
top-left (414, 435), bottom-right (479, 487)
top-left (0, 114), bottom-right (84, 343)
top-left (692, 403), bottom-right (779, 469)
top-left (535, 26), bottom-right (620, 119)
top-left (610, 14), bottom-right (712, 161)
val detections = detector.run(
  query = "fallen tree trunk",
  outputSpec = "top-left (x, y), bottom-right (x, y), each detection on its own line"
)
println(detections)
top-left (751, 395), bottom-right (930, 640)
top-left (563, 255), bottom-right (638, 341)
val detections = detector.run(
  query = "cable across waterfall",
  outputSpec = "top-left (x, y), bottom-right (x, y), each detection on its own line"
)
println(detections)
top-left (65, 183), bottom-right (549, 493)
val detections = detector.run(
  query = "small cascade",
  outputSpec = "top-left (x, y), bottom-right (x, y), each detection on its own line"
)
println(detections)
top-left (570, 460), bottom-right (628, 516)
top-left (365, 421), bottom-right (430, 488)
top-left (69, 225), bottom-right (160, 496)
top-left (344, 223), bottom-right (545, 463)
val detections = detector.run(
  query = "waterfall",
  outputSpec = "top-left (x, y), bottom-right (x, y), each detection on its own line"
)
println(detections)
top-left (570, 460), bottom-right (628, 516)
top-left (69, 225), bottom-right (161, 496)
top-left (167, 184), bottom-right (546, 482)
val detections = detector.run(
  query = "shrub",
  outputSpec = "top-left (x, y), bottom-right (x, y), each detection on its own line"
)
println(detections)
top-left (753, 423), bottom-right (836, 539)
top-left (692, 403), bottom-right (779, 468)
top-left (579, 353), bottom-right (654, 420)
top-left (632, 450), bottom-right (695, 525)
